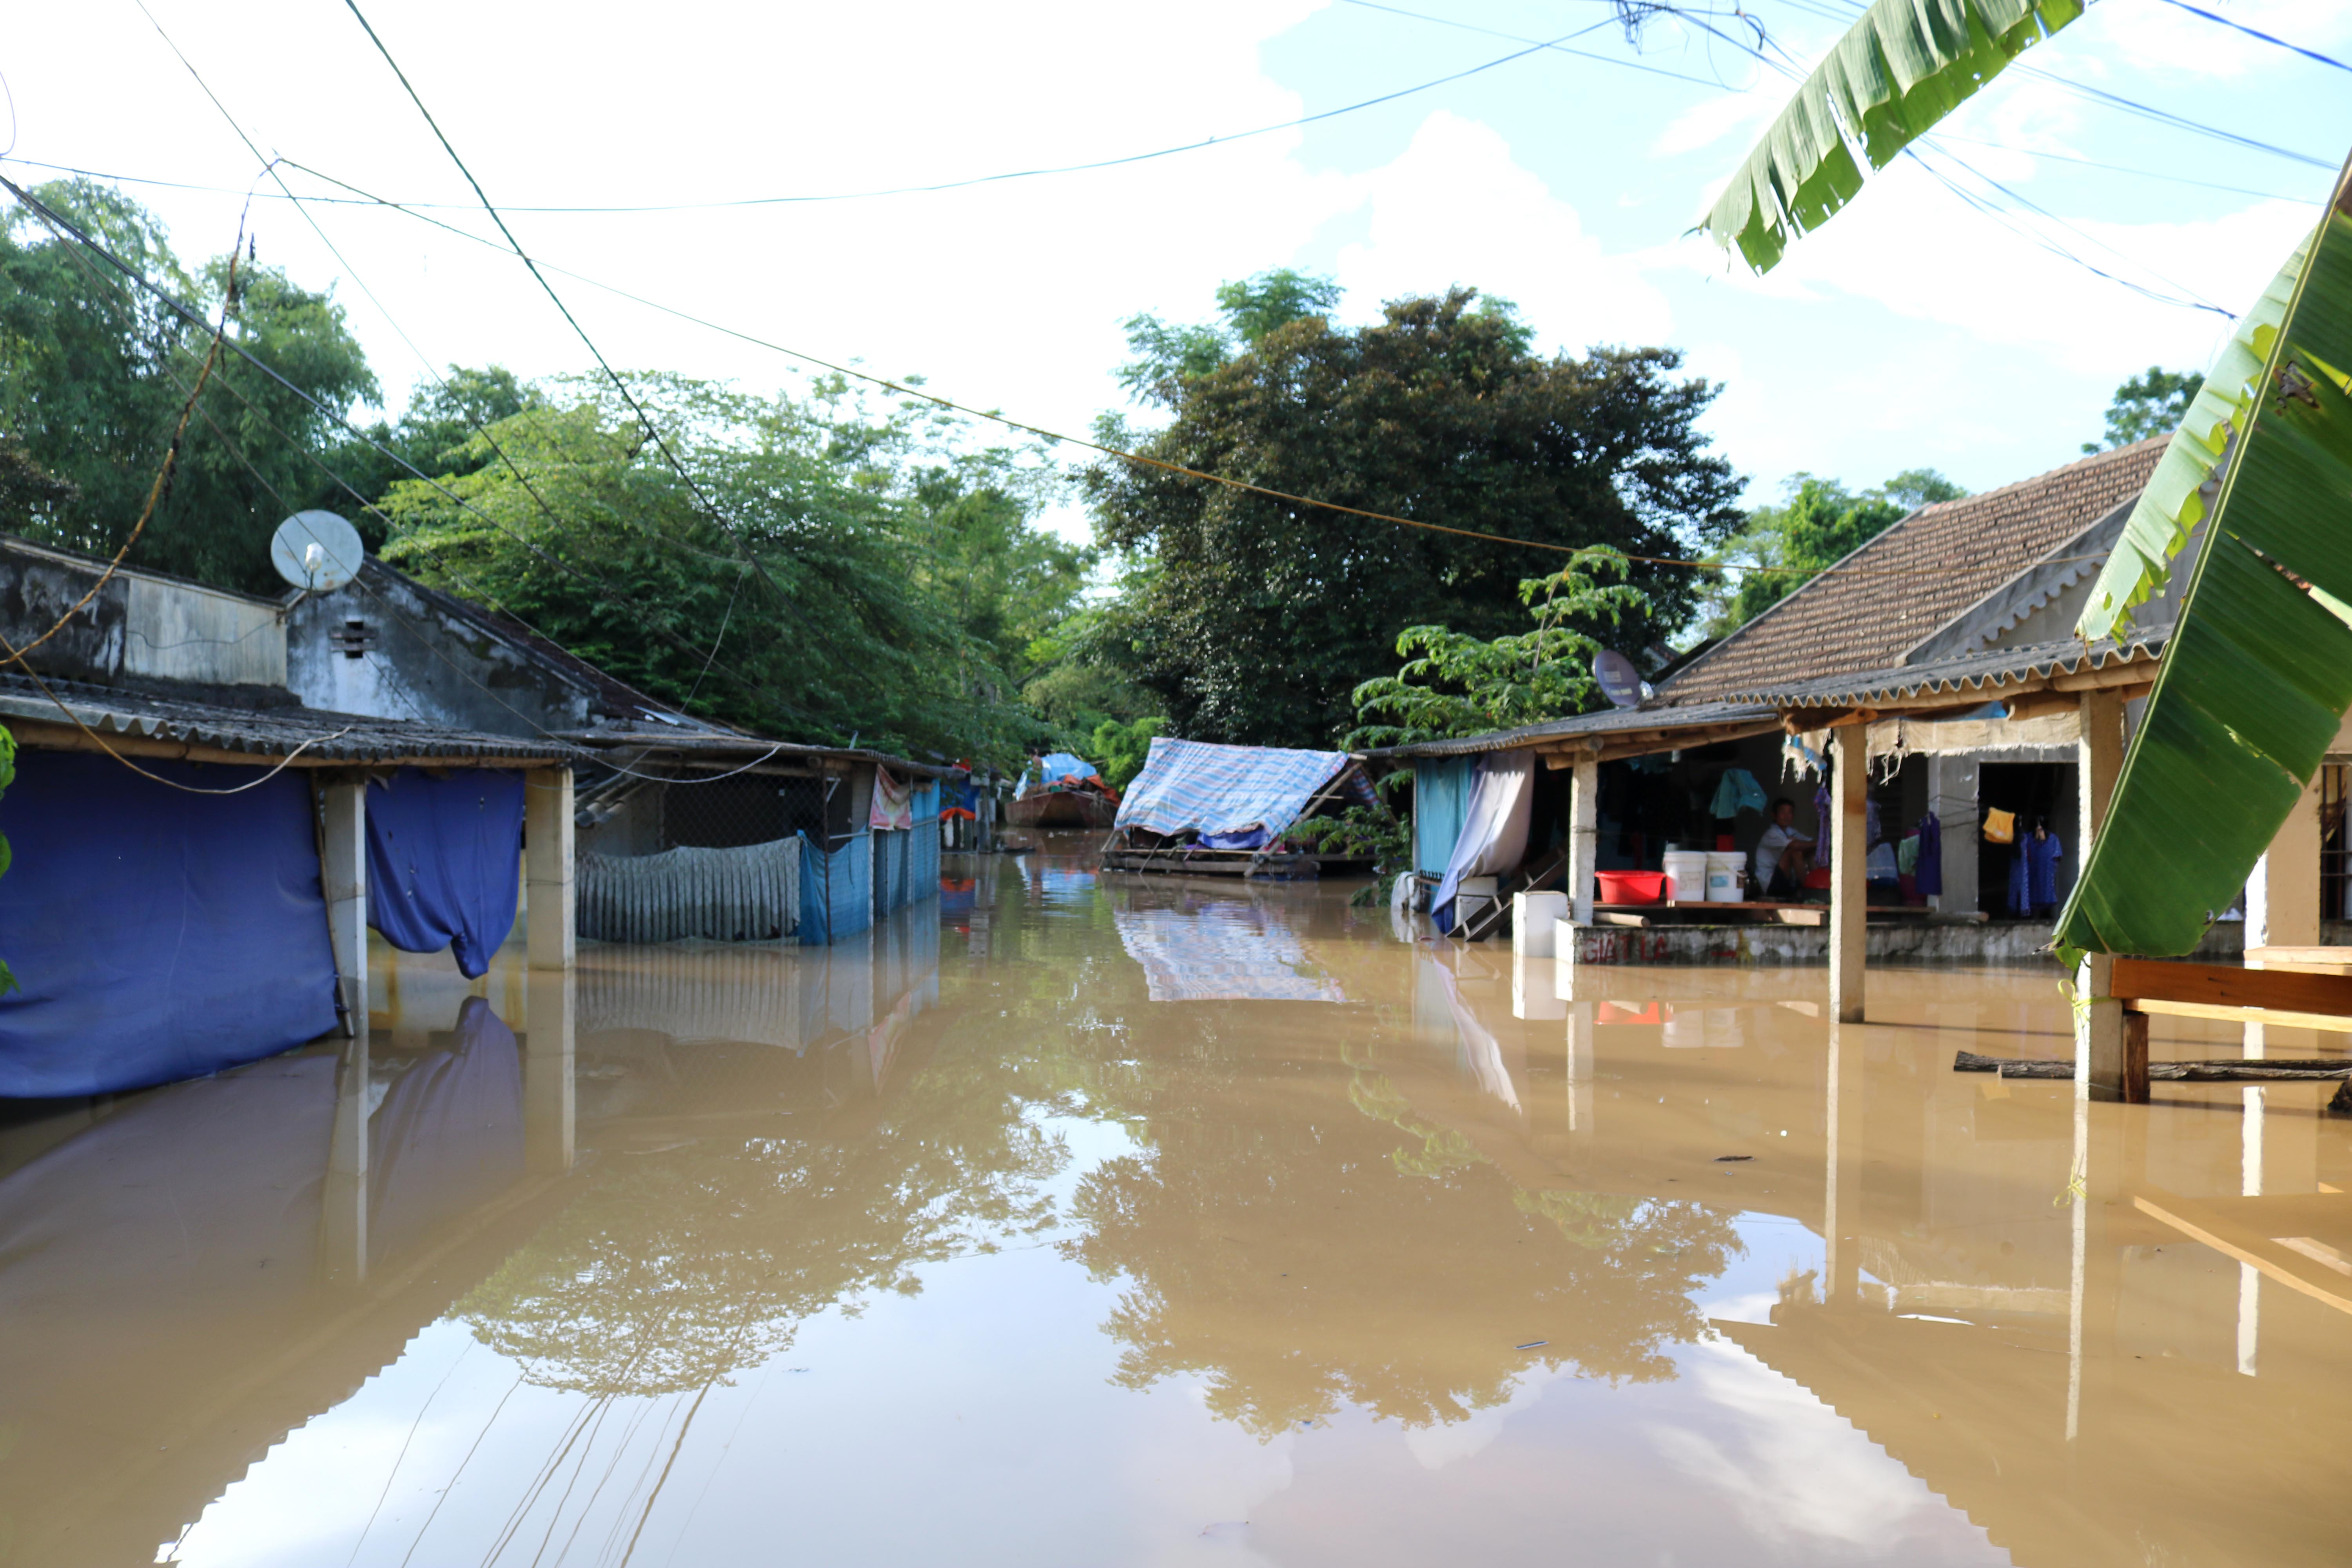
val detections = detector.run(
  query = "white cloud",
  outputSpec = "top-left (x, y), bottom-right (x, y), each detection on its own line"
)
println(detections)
top-left (1330, 112), bottom-right (1674, 351)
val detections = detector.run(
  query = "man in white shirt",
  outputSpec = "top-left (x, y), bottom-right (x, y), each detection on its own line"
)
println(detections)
top-left (1753, 797), bottom-right (1815, 900)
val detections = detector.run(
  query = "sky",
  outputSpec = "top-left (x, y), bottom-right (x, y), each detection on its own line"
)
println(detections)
top-left (7, 0), bottom-right (2352, 545)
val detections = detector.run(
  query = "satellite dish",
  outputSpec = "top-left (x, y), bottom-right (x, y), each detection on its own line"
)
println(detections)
top-left (1593, 648), bottom-right (1644, 710)
top-left (270, 510), bottom-right (365, 593)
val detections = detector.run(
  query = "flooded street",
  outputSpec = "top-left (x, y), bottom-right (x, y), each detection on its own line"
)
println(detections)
top-left (7, 835), bottom-right (2352, 1567)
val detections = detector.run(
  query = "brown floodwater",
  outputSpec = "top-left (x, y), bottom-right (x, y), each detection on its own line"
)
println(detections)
top-left (5, 832), bottom-right (2351, 1566)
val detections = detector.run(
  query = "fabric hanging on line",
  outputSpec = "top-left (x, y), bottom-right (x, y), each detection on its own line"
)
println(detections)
top-left (869, 766), bottom-right (915, 831)
top-left (1430, 750), bottom-right (1534, 934)
top-left (1812, 783), bottom-right (1834, 866)
top-left (365, 767), bottom-right (526, 979)
top-left (1709, 768), bottom-right (1768, 818)
top-left (0, 751), bottom-right (341, 1098)
top-left (2027, 831), bottom-right (2063, 907)
top-left (1914, 811), bottom-right (1943, 897)
top-left (942, 774), bottom-right (979, 822)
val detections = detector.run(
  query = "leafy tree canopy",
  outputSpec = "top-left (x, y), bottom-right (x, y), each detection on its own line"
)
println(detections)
top-left (0, 178), bottom-right (378, 592)
top-left (2084, 365), bottom-right (2200, 454)
top-left (1347, 547), bottom-right (1649, 749)
top-left (1085, 282), bottom-right (1743, 746)
top-left (1701, 466), bottom-right (1966, 635)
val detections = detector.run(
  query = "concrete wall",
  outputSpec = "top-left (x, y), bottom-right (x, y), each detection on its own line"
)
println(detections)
top-left (1563, 915), bottom-right (2302, 968)
top-left (287, 564), bottom-right (601, 739)
top-left (0, 536), bottom-right (286, 690)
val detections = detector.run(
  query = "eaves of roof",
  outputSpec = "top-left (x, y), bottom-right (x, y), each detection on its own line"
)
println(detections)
top-left (1369, 700), bottom-right (1783, 760)
top-left (0, 675), bottom-right (571, 764)
top-left (1720, 636), bottom-right (2167, 711)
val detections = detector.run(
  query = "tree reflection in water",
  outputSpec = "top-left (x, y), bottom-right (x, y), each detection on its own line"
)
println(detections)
top-left (457, 870), bottom-right (1744, 1440)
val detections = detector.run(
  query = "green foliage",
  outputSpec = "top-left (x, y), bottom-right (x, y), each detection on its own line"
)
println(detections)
top-left (0, 180), bottom-right (378, 593)
top-left (2083, 365), bottom-right (2201, 454)
top-left (1087, 285), bottom-right (1742, 746)
top-left (379, 374), bottom-right (1080, 765)
top-left (1113, 267), bottom-right (1342, 405)
top-left (1702, 467), bottom-right (1965, 634)
top-left (1088, 715), bottom-right (1163, 791)
top-left (1347, 547), bottom-right (1649, 749)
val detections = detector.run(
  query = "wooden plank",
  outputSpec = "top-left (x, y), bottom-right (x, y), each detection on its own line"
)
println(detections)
top-left (2247, 945), bottom-right (2352, 975)
top-left (2133, 1187), bottom-right (2352, 1318)
top-left (2127, 998), bottom-right (2352, 1035)
top-left (1595, 911), bottom-right (1650, 927)
top-left (2111, 956), bottom-right (2352, 1018)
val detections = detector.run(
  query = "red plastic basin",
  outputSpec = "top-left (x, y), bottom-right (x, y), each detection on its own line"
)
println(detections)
top-left (1595, 870), bottom-right (1668, 906)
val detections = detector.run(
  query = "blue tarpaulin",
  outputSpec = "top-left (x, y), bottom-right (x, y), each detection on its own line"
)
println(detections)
top-left (1413, 756), bottom-right (1475, 876)
top-left (0, 752), bottom-right (340, 1098)
top-left (1113, 737), bottom-right (1368, 842)
top-left (800, 828), bottom-right (873, 944)
top-left (366, 767), bottom-right (526, 978)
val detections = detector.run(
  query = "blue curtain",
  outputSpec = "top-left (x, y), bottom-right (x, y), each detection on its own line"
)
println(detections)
top-left (366, 767), bottom-right (526, 978)
top-left (0, 752), bottom-right (339, 1098)
top-left (1414, 757), bottom-right (1476, 877)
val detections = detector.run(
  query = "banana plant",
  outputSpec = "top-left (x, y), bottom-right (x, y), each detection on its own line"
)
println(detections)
top-left (1703, 0), bottom-right (2083, 271)
top-left (2057, 155), bottom-right (2352, 958)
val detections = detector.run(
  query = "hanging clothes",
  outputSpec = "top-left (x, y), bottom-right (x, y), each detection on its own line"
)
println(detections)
top-left (1709, 768), bottom-right (1768, 818)
top-left (366, 767), bottom-right (526, 980)
top-left (869, 767), bottom-right (915, 830)
top-left (1866, 796), bottom-right (1882, 849)
top-left (2008, 848), bottom-right (2031, 916)
top-left (1430, 751), bottom-right (1534, 934)
top-left (1913, 811), bottom-right (1943, 897)
top-left (2027, 830), bottom-right (2064, 910)
top-left (1813, 784), bottom-right (1834, 866)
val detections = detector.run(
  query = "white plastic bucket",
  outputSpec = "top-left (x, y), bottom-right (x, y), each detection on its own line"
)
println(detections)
top-left (1662, 850), bottom-right (1710, 904)
top-left (1705, 851), bottom-right (1746, 903)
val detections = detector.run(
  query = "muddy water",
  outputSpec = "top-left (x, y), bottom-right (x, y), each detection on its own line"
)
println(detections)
top-left (4, 837), bottom-right (2351, 1566)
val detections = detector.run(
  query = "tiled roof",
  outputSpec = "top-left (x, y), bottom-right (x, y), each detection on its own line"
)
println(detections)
top-left (1660, 437), bottom-right (2168, 705)
top-left (1720, 635), bottom-right (2166, 711)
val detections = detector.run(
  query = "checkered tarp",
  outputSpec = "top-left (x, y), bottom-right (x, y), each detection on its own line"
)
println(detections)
top-left (1112, 737), bottom-right (1367, 840)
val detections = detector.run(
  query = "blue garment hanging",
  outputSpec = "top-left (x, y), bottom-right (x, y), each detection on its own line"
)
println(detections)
top-left (1914, 811), bottom-right (1943, 897)
top-left (365, 767), bottom-right (526, 978)
top-left (2008, 848), bottom-right (2031, 916)
top-left (2027, 831), bottom-right (2063, 908)
top-left (1709, 768), bottom-right (1768, 818)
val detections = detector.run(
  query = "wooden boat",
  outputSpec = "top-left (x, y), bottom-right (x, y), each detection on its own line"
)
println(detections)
top-left (1006, 788), bottom-right (1120, 829)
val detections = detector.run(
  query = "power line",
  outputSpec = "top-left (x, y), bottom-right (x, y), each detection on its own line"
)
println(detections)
top-left (0, 172), bottom-right (829, 736)
top-left (2149, 0), bottom-right (2352, 75)
top-left (338, 0), bottom-right (785, 606)
top-left (261, 160), bottom-right (2125, 584)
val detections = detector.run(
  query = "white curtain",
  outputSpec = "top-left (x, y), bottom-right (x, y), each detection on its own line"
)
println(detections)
top-left (1430, 750), bottom-right (1534, 931)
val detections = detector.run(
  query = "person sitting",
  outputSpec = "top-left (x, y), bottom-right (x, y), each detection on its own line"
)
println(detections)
top-left (1753, 797), bottom-right (1815, 900)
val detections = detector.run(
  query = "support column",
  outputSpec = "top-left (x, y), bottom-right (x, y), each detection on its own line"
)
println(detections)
top-left (321, 775), bottom-right (368, 1031)
top-left (1829, 725), bottom-right (1868, 1024)
top-left (319, 1030), bottom-right (368, 1287)
top-left (2076, 690), bottom-right (2128, 1099)
top-left (1569, 757), bottom-right (1599, 927)
top-left (1823, 1019), bottom-right (1865, 1305)
top-left (2247, 770), bottom-right (2323, 951)
top-left (1564, 996), bottom-right (1595, 1138)
top-left (524, 971), bottom-right (576, 1175)
top-left (526, 767), bottom-right (575, 972)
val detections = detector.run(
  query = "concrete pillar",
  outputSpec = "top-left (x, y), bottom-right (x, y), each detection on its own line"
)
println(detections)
top-left (2075, 690), bottom-right (2128, 1099)
top-left (526, 767), bottom-right (575, 972)
top-left (2247, 770), bottom-right (2323, 950)
top-left (1926, 754), bottom-right (1979, 915)
top-left (1564, 997), bottom-right (1595, 1138)
top-left (319, 1031), bottom-right (368, 1286)
top-left (321, 775), bottom-right (368, 1031)
top-left (1569, 758), bottom-right (1599, 927)
top-left (1823, 1020), bottom-right (1865, 1305)
top-left (524, 971), bottom-right (576, 1175)
top-left (1829, 726), bottom-right (1868, 1024)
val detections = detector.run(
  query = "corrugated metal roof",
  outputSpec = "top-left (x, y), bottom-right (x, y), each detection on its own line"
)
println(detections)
top-left (559, 731), bottom-right (955, 779)
top-left (0, 675), bottom-right (570, 763)
top-left (1371, 700), bottom-right (1783, 759)
top-left (1719, 636), bottom-right (2166, 710)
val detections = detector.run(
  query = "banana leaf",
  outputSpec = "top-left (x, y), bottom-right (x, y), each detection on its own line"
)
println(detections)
top-left (1704, 0), bottom-right (2082, 273)
top-left (2057, 156), bottom-right (2352, 959)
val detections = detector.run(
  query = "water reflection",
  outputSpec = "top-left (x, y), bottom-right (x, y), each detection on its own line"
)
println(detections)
top-left (3, 850), bottom-right (2352, 1564)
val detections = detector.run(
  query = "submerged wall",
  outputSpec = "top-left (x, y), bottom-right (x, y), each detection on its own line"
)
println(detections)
top-left (1559, 917), bottom-right (2304, 967)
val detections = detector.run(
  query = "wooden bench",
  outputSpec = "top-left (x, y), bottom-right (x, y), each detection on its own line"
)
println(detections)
top-left (2109, 956), bottom-right (2352, 1102)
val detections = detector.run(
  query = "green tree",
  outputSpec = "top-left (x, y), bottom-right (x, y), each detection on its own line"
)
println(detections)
top-left (1702, 466), bottom-right (1966, 635)
top-left (1347, 547), bottom-right (1649, 748)
top-left (1086, 285), bottom-right (1742, 746)
top-left (2083, 365), bottom-right (2200, 453)
top-left (0, 179), bottom-right (379, 592)
top-left (1113, 267), bottom-right (1343, 405)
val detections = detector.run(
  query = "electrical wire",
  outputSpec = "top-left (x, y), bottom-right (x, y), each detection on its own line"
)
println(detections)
top-left (2148, 0), bottom-right (2352, 75)
top-left (265, 158), bottom-right (2129, 582)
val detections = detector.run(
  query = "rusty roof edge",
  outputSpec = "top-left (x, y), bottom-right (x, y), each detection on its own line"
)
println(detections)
top-left (1720, 637), bottom-right (2167, 710)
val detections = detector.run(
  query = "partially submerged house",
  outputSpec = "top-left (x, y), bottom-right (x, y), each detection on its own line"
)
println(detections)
top-left (0, 535), bottom-right (573, 1097)
top-left (1100, 736), bottom-right (1378, 877)
top-left (1385, 437), bottom-right (2329, 1007)
top-left (284, 553), bottom-right (948, 945)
